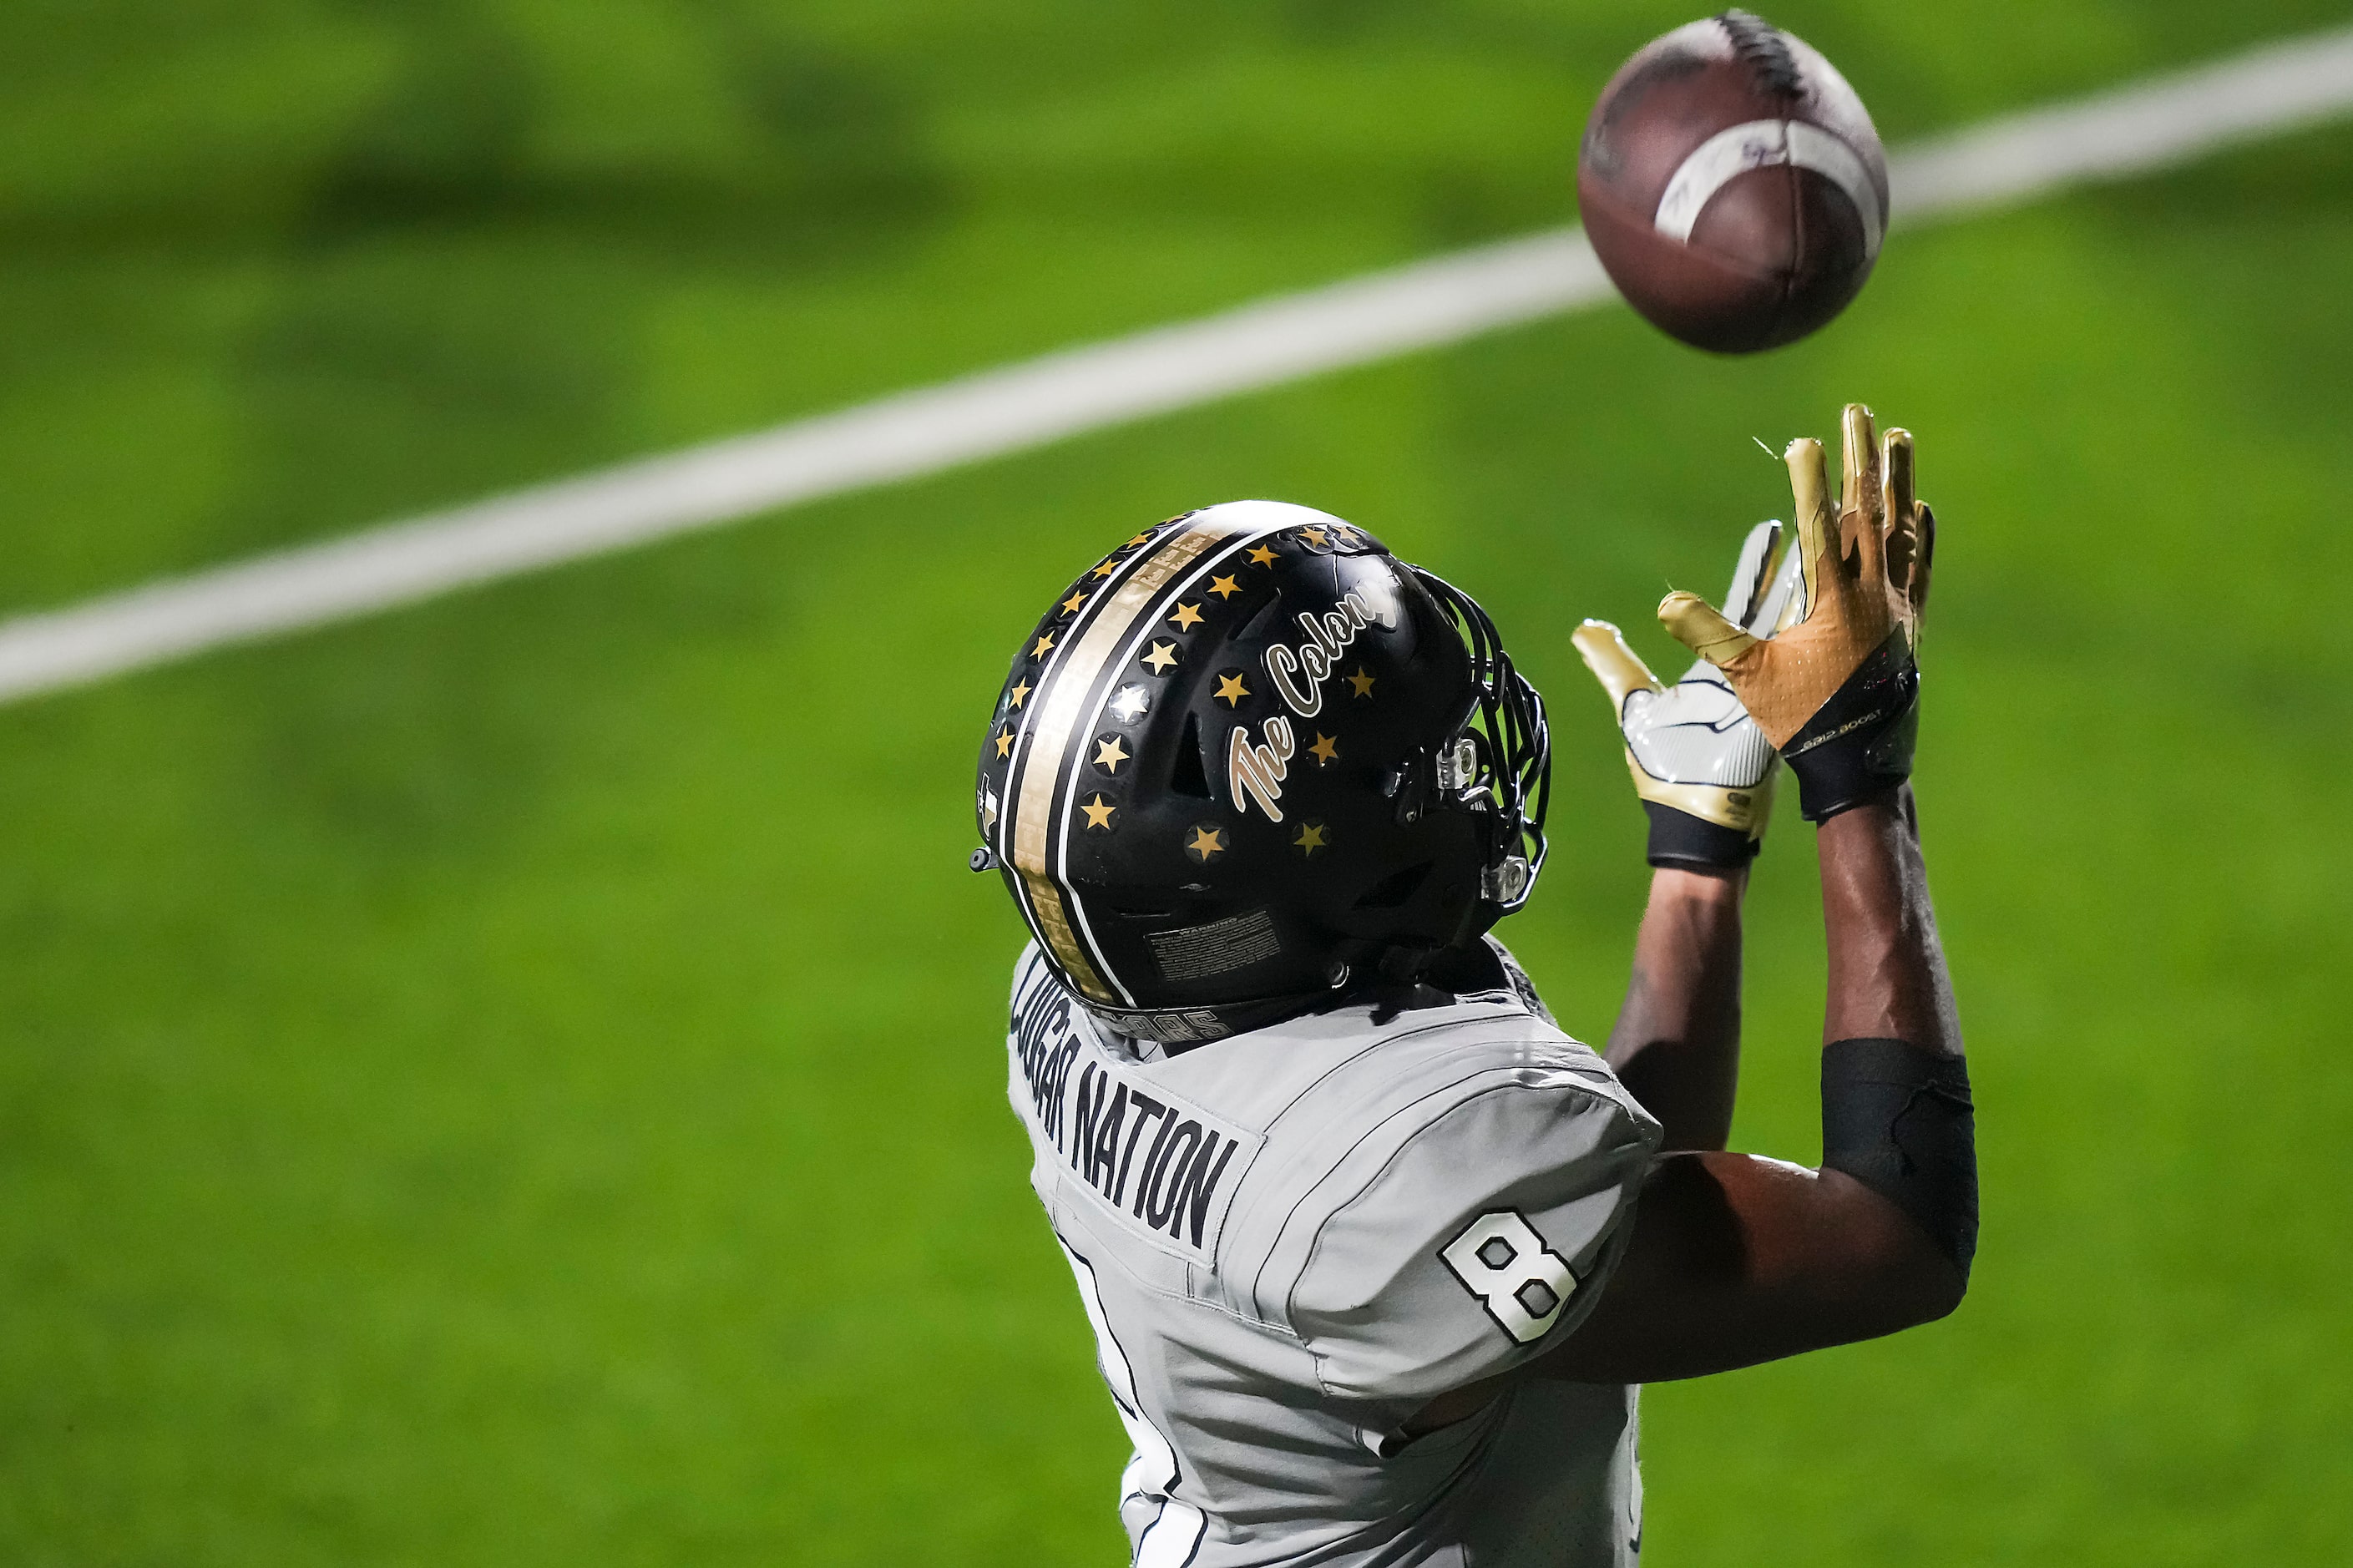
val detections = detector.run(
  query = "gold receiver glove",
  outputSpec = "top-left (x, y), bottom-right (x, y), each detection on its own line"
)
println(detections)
top-left (1572, 519), bottom-right (1803, 869)
top-left (1657, 403), bottom-right (1935, 822)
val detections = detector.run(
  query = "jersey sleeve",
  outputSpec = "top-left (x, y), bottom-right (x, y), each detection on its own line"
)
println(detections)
top-left (1288, 1070), bottom-right (1658, 1410)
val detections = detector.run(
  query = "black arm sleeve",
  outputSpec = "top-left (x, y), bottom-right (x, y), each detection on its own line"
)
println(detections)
top-left (1821, 1036), bottom-right (1978, 1277)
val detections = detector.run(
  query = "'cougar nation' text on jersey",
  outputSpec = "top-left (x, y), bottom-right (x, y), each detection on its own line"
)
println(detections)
top-left (1004, 940), bottom-right (1663, 1567)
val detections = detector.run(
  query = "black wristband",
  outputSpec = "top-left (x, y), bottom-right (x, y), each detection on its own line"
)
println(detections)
top-left (1782, 633), bottom-right (1919, 822)
top-left (1641, 801), bottom-right (1759, 871)
top-left (1821, 1036), bottom-right (1977, 1277)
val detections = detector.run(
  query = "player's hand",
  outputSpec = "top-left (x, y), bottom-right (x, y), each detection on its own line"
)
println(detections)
top-left (1657, 404), bottom-right (1934, 822)
top-left (1573, 519), bottom-right (1803, 869)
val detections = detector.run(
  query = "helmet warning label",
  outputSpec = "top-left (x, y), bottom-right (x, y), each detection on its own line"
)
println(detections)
top-left (1146, 908), bottom-right (1281, 982)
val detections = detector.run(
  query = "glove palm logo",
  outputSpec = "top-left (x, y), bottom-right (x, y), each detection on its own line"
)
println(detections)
top-left (1659, 403), bottom-right (1935, 822)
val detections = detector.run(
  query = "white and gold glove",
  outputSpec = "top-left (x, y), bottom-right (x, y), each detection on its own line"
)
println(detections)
top-left (1658, 403), bottom-right (1934, 822)
top-left (1573, 518), bottom-right (1804, 869)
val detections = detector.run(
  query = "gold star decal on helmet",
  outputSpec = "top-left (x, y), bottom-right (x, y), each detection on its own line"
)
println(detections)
top-left (1299, 528), bottom-right (1328, 548)
top-left (994, 727), bottom-right (1015, 759)
top-left (1246, 544), bottom-right (1278, 568)
top-left (1170, 602), bottom-right (1203, 630)
top-left (1208, 574), bottom-right (1241, 599)
top-left (1095, 736), bottom-right (1130, 771)
top-left (1081, 794), bottom-right (1116, 830)
top-left (1214, 673), bottom-right (1249, 706)
top-left (1126, 532), bottom-right (1151, 546)
top-left (1348, 667), bottom-right (1376, 699)
top-left (1032, 632), bottom-right (1055, 659)
top-left (1008, 679), bottom-right (1032, 709)
top-left (1293, 821), bottom-right (1329, 856)
top-left (1141, 642), bottom-right (1179, 674)
top-left (1186, 826), bottom-right (1225, 861)
top-left (1309, 732), bottom-right (1338, 766)
top-left (1092, 559), bottom-right (1121, 579)
top-left (1060, 589), bottom-right (1089, 615)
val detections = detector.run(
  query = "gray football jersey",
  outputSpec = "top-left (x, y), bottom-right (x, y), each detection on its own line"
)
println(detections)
top-left (1004, 940), bottom-right (1663, 1567)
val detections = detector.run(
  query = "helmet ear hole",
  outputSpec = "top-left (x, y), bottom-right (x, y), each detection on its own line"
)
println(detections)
top-left (1353, 860), bottom-right (1433, 911)
top-left (1168, 709), bottom-right (1214, 799)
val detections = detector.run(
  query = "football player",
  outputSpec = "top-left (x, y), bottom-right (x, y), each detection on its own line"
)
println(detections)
top-left (975, 404), bottom-right (1971, 1565)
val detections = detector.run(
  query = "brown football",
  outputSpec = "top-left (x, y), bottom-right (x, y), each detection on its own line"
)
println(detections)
top-left (1577, 12), bottom-right (1888, 354)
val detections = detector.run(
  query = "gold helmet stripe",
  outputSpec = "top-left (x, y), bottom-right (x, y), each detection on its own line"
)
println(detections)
top-left (1004, 515), bottom-right (1267, 1004)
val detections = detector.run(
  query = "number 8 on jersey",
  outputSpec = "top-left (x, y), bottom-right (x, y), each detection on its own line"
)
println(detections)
top-left (1441, 1209), bottom-right (1580, 1345)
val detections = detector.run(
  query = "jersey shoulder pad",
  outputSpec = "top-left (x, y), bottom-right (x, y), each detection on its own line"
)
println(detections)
top-left (1282, 1022), bottom-right (1657, 1409)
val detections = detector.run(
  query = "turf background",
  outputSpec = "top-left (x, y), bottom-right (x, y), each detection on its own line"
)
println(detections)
top-left (2, 2), bottom-right (2349, 1562)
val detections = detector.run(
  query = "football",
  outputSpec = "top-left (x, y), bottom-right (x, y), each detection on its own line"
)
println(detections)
top-left (1577, 12), bottom-right (1889, 354)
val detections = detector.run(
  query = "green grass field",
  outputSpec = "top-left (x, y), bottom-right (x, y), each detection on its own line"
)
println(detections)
top-left (4, 2), bottom-right (2351, 1562)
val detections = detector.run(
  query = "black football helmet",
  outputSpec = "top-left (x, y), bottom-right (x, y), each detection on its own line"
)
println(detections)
top-left (974, 501), bottom-right (1550, 1045)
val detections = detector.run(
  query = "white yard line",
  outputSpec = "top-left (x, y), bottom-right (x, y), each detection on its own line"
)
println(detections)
top-left (4, 24), bottom-right (2352, 705)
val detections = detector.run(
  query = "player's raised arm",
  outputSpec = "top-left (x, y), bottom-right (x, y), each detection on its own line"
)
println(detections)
top-left (1572, 518), bottom-right (1803, 1151)
top-left (1538, 405), bottom-right (1972, 1384)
